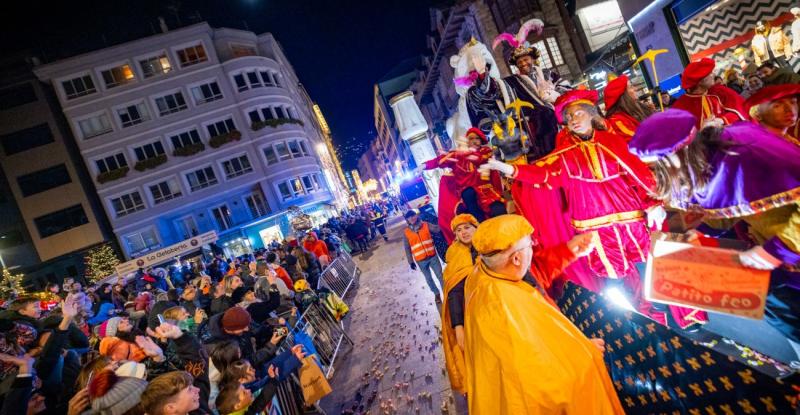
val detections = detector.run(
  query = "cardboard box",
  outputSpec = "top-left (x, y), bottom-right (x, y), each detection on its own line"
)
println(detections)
top-left (644, 237), bottom-right (771, 319)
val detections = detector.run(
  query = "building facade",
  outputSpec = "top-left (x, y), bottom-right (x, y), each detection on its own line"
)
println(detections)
top-left (0, 55), bottom-right (112, 285)
top-left (34, 23), bottom-right (335, 260)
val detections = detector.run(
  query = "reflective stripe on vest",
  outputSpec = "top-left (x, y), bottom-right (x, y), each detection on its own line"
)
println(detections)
top-left (405, 222), bottom-right (436, 261)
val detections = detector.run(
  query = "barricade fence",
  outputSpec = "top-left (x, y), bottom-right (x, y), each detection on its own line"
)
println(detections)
top-left (318, 249), bottom-right (359, 303)
top-left (268, 248), bottom-right (361, 414)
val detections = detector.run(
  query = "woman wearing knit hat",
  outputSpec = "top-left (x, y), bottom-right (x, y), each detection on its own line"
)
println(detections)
top-left (441, 214), bottom-right (479, 395)
top-left (98, 317), bottom-right (154, 363)
top-left (86, 369), bottom-right (147, 415)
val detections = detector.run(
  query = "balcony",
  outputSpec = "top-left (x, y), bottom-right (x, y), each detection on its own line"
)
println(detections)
top-left (251, 118), bottom-right (304, 131)
top-left (209, 130), bottom-right (243, 148)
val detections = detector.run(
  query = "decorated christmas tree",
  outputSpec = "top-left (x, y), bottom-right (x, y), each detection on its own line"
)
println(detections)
top-left (84, 244), bottom-right (121, 284)
top-left (0, 267), bottom-right (26, 302)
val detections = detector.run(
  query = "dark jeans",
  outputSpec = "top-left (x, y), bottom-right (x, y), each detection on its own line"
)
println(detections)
top-left (764, 268), bottom-right (800, 343)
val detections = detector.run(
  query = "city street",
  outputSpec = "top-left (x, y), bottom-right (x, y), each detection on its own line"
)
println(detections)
top-left (322, 213), bottom-right (463, 415)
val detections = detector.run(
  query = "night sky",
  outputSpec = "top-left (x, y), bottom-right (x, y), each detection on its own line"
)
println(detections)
top-left (0, 0), bottom-right (440, 170)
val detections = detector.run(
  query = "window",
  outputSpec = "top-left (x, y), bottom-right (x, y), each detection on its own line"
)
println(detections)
top-left (170, 129), bottom-right (202, 149)
top-left (111, 191), bottom-right (145, 217)
top-left (299, 140), bottom-right (310, 156)
top-left (0, 84), bottom-right (36, 110)
top-left (186, 166), bottom-right (218, 192)
top-left (275, 142), bottom-right (291, 161)
top-left (77, 113), bottom-right (113, 138)
top-left (190, 81), bottom-right (223, 104)
top-left (177, 44), bottom-right (208, 67)
top-left (1, 124), bottom-right (53, 155)
top-left (290, 177), bottom-right (305, 195)
top-left (133, 141), bottom-right (165, 162)
top-left (95, 153), bottom-right (128, 173)
top-left (233, 74), bottom-right (247, 92)
top-left (546, 37), bottom-right (565, 66)
top-left (175, 216), bottom-right (199, 239)
top-left (234, 69), bottom-right (278, 92)
top-left (139, 54), bottom-right (172, 78)
top-left (61, 74), bottom-right (96, 99)
top-left (311, 174), bottom-right (322, 190)
top-left (154, 91), bottom-right (187, 116)
top-left (221, 155), bottom-right (253, 179)
top-left (263, 146), bottom-right (278, 165)
top-left (277, 182), bottom-right (292, 201)
top-left (275, 107), bottom-right (287, 119)
top-left (211, 205), bottom-right (234, 230)
top-left (17, 164), bottom-right (72, 197)
top-left (288, 140), bottom-right (302, 158)
top-left (247, 72), bottom-right (262, 88)
top-left (301, 175), bottom-right (314, 192)
top-left (34, 205), bottom-right (88, 238)
top-left (245, 192), bottom-right (269, 218)
top-left (248, 107), bottom-right (275, 124)
top-left (123, 228), bottom-right (160, 256)
top-left (259, 70), bottom-right (275, 86)
top-left (101, 64), bottom-right (135, 88)
top-left (117, 102), bottom-right (149, 127)
top-left (206, 118), bottom-right (236, 137)
top-left (149, 178), bottom-right (182, 204)
top-left (263, 139), bottom-right (307, 165)
top-left (231, 44), bottom-right (257, 57)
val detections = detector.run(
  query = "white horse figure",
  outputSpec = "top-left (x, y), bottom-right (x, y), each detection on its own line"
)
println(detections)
top-left (447, 38), bottom-right (503, 150)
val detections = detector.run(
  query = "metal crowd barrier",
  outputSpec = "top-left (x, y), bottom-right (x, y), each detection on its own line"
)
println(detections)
top-left (318, 250), bottom-right (360, 303)
top-left (281, 301), bottom-right (353, 378)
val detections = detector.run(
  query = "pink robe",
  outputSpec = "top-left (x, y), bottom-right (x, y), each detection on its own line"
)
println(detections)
top-left (513, 129), bottom-right (708, 327)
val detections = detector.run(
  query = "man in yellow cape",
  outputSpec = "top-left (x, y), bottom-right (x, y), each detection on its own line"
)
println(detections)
top-left (441, 214), bottom-right (480, 395)
top-left (464, 214), bottom-right (624, 414)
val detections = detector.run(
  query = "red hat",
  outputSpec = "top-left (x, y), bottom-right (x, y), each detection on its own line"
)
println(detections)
top-left (221, 307), bottom-right (251, 332)
top-left (603, 75), bottom-right (628, 109)
top-left (681, 58), bottom-right (715, 90)
top-left (465, 127), bottom-right (487, 143)
top-left (743, 84), bottom-right (800, 119)
top-left (554, 89), bottom-right (599, 124)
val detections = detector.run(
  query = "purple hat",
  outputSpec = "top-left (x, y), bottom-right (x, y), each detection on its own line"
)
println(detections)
top-left (629, 109), bottom-right (698, 162)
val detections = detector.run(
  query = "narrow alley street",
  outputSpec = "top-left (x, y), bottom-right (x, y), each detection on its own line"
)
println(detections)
top-left (321, 213), bottom-right (463, 415)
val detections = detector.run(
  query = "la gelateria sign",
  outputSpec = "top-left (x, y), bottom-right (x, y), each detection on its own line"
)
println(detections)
top-left (115, 231), bottom-right (218, 276)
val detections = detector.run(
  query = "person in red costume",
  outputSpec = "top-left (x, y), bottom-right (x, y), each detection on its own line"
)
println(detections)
top-left (481, 90), bottom-right (673, 322)
top-left (743, 83), bottom-right (800, 146)
top-left (423, 127), bottom-right (506, 222)
top-left (672, 58), bottom-right (746, 128)
top-left (603, 75), bottom-right (653, 141)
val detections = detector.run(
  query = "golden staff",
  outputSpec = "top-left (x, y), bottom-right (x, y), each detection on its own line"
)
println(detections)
top-left (634, 49), bottom-right (668, 111)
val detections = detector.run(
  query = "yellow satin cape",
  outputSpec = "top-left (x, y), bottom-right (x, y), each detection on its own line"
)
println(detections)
top-left (440, 241), bottom-right (474, 394)
top-left (464, 259), bottom-right (625, 414)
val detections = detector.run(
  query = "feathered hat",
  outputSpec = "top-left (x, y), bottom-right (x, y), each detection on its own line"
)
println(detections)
top-left (492, 19), bottom-right (545, 66)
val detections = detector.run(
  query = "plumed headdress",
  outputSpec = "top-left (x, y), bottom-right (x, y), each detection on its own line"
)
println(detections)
top-left (492, 19), bottom-right (545, 66)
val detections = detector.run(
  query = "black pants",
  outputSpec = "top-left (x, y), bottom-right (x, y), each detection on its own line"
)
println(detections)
top-left (354, 236), bottom-right (369, 253)
top-left (461, 187), bottom-right (506, 222)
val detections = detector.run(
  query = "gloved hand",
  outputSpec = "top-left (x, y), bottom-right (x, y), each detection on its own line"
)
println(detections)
top-left (646, 205), bottom-right (667, 229)
top-left (410, 263), bottom-right (417, 271)
top-left (738, 246), bottom-right (782, 270)
top-left (478, 158), bottom-right (514, 177)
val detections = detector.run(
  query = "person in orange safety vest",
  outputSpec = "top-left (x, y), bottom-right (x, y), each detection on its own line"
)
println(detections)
top-left (403, 210), bottom-right (444, 303)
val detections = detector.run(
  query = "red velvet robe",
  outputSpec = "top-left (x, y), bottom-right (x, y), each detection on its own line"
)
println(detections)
top-left (605, 112), bottom-right (639, 142)
top-left (424, 147), bottom-right (504, 214)
top-left (512, 129), bottom-right (659, 280)
top-left (671, 85), bottom-right (746, 128)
